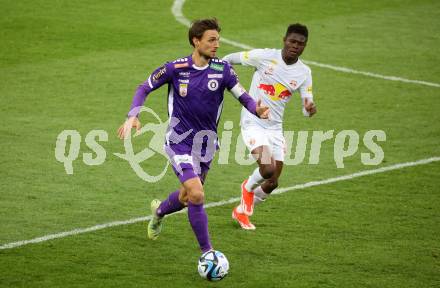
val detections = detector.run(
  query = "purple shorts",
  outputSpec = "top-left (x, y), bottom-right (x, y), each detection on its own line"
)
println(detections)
top-left (164, 144), bottom-right (213, 184)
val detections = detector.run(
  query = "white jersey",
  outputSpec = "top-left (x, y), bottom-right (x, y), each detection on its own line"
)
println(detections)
top-left (238, 49), bottom-right (313, 130)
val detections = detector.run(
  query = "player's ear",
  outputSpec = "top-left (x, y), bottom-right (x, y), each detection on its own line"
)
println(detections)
top-left (193, 37), bottom-right (200, 47)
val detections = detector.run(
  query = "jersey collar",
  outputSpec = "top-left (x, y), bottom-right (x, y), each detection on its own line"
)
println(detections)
top-left (189, 55), bottom-right (210, 70)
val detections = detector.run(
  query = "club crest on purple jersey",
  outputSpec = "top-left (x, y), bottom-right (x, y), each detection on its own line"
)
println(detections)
top-left (179, 83), bottom-right (188, 97)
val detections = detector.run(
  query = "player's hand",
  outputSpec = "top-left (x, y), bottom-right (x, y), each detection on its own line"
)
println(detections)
top-left (256, 99), bottom-right (270, 119)
top-left (117, 116), bottom-right (141, 139)
top-left (304, 98), bottom-right (317, 117)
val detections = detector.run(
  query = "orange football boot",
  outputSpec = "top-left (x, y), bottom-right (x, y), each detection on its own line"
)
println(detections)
top-left (232, 207), bottom-right (256, 230)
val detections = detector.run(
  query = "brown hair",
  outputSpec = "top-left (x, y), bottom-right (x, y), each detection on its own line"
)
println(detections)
top-left (188, 18), bottom-right (221, 47)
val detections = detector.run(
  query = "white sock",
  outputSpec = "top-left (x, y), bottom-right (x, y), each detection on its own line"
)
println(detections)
top-left (245, 168), bottom-right (265, 192)
top-left (253, 186), bottom-right (269, 206)
top-left (236, 205), bottom-right (244, 213)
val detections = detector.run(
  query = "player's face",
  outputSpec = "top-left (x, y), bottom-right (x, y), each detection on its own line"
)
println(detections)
top-left (194, 29), bottom-right (220, 59)
top-left (283, 32), bottom-right (307, 61)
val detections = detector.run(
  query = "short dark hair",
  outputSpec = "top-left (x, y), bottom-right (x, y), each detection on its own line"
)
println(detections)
top-left (285, 23), bottom-right (308, 39)
top-left (188, 18), bottom-right (221, 47)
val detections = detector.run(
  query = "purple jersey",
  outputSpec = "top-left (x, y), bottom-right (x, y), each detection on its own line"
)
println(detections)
top-left (129, 55), bottom-right (250, 148)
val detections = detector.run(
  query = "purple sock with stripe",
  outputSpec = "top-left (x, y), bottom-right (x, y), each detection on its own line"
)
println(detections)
top-left (188, 202), bottom-right (212, 253)
top-left (156, 190), bottom-right (185, 217)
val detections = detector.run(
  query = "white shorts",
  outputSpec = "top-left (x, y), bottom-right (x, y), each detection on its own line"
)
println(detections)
top-left (241, 124), bottom-right (285, 162)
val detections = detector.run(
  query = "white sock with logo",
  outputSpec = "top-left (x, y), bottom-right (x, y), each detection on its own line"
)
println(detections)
top-left (245, 168), bottom-right (265, 192)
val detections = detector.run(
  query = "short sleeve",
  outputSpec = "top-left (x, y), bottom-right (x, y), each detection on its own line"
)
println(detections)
top-left (239, 49), bottom-right (268, 69)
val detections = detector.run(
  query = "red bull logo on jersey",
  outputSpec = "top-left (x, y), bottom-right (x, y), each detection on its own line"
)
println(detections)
top-left (258, 82), bottom-right (292, 101)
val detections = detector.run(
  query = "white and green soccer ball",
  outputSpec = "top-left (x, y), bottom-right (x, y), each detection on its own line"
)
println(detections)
top-left (197, 250), bottom-right (229, 281)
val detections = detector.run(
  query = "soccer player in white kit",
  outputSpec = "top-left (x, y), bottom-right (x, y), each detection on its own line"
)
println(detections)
top-left (223, 23), bottom-right (317, 230)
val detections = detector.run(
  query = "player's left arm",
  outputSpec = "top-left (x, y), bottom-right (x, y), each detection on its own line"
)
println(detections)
top-left (230, 83), bottom-right (269, 119)
top-left (225, 63), bottom-right (269, 119)
top-left (299, 71), bottom-right (317, 117)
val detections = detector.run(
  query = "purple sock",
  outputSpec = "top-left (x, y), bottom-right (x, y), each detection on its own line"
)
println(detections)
top-left (188, 202), bottom-right (212, 253)
top-left (156, 190), bottom-right (185, 217)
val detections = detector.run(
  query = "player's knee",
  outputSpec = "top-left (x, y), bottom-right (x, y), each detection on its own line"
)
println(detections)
top-left (178, 187), bottom-right (189, 205)
top-left (266, 179), bottom-right (278, 193)
top-left (179, 193), bottom-right (189, 205)
top-left (187, 188), bottom-right (204, 204)
top-left (260, 164), bottom-right (275, 179)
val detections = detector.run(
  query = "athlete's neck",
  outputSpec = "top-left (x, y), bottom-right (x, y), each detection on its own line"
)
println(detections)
top-left (192, 51), bottom-right (210, 67)
top-left (281, 49), bottom-right (299, 65)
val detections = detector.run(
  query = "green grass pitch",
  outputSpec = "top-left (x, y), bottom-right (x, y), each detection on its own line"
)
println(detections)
top-left (1, 0), bottom-right (439, 287)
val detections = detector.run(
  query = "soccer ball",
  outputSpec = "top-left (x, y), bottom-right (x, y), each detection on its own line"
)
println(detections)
top-left (197, 250), bottom-right (229, 281)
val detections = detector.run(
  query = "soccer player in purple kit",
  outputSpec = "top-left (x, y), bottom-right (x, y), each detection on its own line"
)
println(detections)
top-left (118, 18), bottom-right (269, 255)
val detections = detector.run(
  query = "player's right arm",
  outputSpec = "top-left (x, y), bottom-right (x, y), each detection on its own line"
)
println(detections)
top-left (222, 52), bottom-right (241, 65)
top-left (223, 49), bottom-right (267, 68)
top-left (118, 63), bottom-right (173, 139)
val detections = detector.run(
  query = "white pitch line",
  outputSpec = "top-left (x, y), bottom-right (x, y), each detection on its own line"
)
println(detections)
top-left (1, 156), bottom-right (439, 250)
top-left (172, 0), bottom-right (440, 88)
